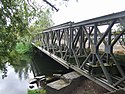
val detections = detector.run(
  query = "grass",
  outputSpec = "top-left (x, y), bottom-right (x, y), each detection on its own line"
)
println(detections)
top-left (28, 89), bottom-right (46, 94)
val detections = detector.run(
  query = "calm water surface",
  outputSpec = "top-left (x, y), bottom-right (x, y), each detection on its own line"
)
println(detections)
top-left (0, 65), bottom-right (33, 94)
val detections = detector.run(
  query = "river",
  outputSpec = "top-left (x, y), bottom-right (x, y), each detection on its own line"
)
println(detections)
top-left (0, 48), bottom-right (70, 94)
top-left (0, 64), bottom-right (31, 94)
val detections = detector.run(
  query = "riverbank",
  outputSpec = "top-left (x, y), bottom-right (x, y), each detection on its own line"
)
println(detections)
top-left (28, 79), bottom-right (107, 94)
top-left (72, 79), bottom-right (107, 94)
top-left (28, 89), bottom-right (46, 94)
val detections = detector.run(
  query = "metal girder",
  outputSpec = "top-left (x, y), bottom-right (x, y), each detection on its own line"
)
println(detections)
top-left (73, 11), bottom-right (125, 27)
top-left (32, 11), bottom-right (125, 91)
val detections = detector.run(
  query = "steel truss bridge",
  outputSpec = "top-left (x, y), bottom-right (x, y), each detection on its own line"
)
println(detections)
top-left (32, 11), bottom-right (125, 91)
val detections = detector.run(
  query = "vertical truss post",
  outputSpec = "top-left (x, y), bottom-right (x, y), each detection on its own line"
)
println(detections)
top-left (107, 28), bottom-right (111, 64)
top-left (80, 26), bottom-right (83, 55)
top-left (69, 23), bottom-right (73, 57)
top-left (66, 29), bottom-right (69, 49)
top-left (92, 24), bottom-right (98, 65)
top-left (47, 33), bottom-right (50, 51)
top-left (51, 31), bottom-right (56, 54)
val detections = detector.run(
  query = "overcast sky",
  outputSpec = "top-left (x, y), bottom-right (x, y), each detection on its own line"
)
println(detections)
top-left (52, 0), bottom-right (125, 25)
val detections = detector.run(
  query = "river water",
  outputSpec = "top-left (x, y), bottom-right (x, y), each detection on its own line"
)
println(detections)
top-left (0, 49), bottom-right (70, 94)
top-left (0, 64), bottom-right (31, 94)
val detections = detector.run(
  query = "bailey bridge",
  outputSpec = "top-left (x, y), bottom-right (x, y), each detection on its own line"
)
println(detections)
top-left (32, 11), bottom-right (125, 91)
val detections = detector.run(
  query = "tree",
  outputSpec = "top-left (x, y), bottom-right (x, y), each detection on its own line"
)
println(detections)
top-left (0, 0), bottom-right (53, 69)
top-left (30, 9), bottom-right (53, 34)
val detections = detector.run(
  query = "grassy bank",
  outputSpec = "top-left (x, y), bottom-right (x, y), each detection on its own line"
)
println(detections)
top-left (28, 89), bottom-right (46, 94)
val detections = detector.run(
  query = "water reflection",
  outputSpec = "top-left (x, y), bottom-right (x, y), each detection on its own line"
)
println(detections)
top-left (1, 67), bottom-right (7, 79)
top-left (0, 65), bottom-right (32, 94)
top-left (12, 54), bottom-right (32, 80)
top-left (0, 54), bottom-right (33, 94)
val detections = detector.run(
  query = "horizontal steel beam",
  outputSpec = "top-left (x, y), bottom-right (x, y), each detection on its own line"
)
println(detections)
top-left (43, 22), bottom-right (73, 32)
top-left (45, 21), bottom-right (73, 30)
top-left (44, 11), bottom-right (125, 33)
top-left (73, 11), bottom-right (125, 27)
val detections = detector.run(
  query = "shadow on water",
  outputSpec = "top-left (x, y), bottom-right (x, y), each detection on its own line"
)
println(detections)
top-left (31, 48), bottom-right (72, 77)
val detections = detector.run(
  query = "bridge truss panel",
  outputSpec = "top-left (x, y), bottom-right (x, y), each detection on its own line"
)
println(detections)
top-left (32, 11), bottom-right (125, 91)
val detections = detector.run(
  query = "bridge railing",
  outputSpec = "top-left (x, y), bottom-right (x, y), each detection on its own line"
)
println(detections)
top-left (32, 11), bottom-right (125, 90)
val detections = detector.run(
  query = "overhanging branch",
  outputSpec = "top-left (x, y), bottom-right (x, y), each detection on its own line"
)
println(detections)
top-left (43, 0), bottom-right (59, 12)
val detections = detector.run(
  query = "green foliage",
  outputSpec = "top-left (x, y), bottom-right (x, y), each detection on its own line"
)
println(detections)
top-left (0, 0), bottom-right (53, 69)
top-left (16, 42), bottom-right (31, 54)
top-left (0, 0), bottom-right (31, 67)
top-left (34, 41), bottom-right (41, 47)
top-left (29, 9), bottom-right (54, 36)
top-left (28, 89), bottom-right (46, 94)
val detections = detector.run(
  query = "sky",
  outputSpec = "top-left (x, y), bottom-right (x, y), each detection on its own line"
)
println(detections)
top-left (52, 0), bottom-right (125, 25)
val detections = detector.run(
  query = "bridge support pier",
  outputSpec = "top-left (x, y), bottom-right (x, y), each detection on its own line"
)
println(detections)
top-left (46, 72), bottom-right (84, 94)
top-left (46, 71), bottom-right (107, 94)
